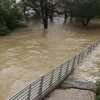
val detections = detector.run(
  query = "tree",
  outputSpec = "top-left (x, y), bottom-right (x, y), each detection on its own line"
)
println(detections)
top-left (48, 0), bottom-right (62, 22)
top-left (69, 0), bottom-right (100, 26)
top-left (0, 0), bottom-right (24, 35)
top-left (62, 0), bottom-right (74, 22)
top-left (21, 0), bottom-right (49, 28)
top-left (20, 0), bottom-right (62, 28)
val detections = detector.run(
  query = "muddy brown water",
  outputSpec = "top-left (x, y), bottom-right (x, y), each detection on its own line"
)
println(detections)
top-left (0, 17), bottom-right (100, 100)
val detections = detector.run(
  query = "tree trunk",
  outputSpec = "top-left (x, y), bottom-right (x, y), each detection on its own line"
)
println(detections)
top-left (44, 0), bottom-right (48, 28)
top-left (70, 16), bottom-right (72, 23)
top-left (86, 18), bottom-right (90, 26)
top-left (49, 9), bottom-right (53, 22)
top-left (81, 18), bottom-right (85, 25)
top-left (50, 0), bottom-right (53, 22)
top-left (43, 19), bottom-right (48, 28)
top-left (64, 13), bottom-right (67, 21)
top-left (48, 0), bottom-right (53, 22)
top-left (81, 18), bottom-right (91, 26)
top-left (40, 0), bottom-right (48, 29)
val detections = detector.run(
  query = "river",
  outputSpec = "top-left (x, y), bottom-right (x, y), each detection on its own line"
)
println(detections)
top-left (0, 17), bottom-right (100, 100)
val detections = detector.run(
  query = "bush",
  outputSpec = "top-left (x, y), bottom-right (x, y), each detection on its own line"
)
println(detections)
top-left (0, 25), bottom-right (10, 35)
top-left (0, 17), bottom-right (10, 35)
top-left (96, 81), bottom-right (100, 100)
top-left (96, 96), bottom-right (100, 100)
top-left (0, 0), bottom-right (24, 35)
top-left (18, 23), bottom-right (28, 27)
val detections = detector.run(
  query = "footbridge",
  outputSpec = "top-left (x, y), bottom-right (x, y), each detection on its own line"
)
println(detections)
top-left (9, 40), bottom-right (100, 100)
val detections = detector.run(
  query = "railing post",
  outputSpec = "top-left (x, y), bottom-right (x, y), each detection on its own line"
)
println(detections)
top-left (58, 65), bottom-right (62, 81)
top-left (93, 44), bottom-right (95, 50)
top-left (65, 61), bottom-right (69, 75)
top-left (77, 54), bottom-right (80, 64)
top-left (95, 43), bottom-right (97, 46)
top-left (91, 45), bottom-right (92, 51)
top-left (91, 45), bottom-right (93, 51)
top-left (92, 44), bottom-right (94, 49)
top-left (72, 56), bottom-right (76, 69)
top-left (83, 50), bottom-right (86, 57)
top-left (81, 51), bottom-right (84, 60)
top-left (94, 43), bottom-right (96, 48)
top-left (80, 53), bottom-right (83, 63)
top-left (88, 48), bottom-right (90, 54)
top-left (89, 46), bottom-right (92, 53)
top-left (27, 84), bottom-right (31, 100)
top-left (38, 76), bottom-right (44, 96)
top-left (49, 70), bottom-right (54, 87)
top-left (87, 47), bottom-right (90, 54)
top-left (85, 49), bottom-right (88, 56)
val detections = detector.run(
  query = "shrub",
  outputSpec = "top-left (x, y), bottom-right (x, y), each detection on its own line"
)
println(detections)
top-left (0, 17), bottom-right (10, 35)
top-left (0, 0), bottom-right (24, 35)
top-left (96, 81), bottom-right (100, 100)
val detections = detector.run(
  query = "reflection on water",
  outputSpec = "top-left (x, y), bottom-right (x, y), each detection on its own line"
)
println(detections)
top-left (0, 17), bottom-right (100, 100)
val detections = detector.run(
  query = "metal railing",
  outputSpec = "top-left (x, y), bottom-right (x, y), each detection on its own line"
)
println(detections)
top-left (9, 40), bottom-right (100, 100)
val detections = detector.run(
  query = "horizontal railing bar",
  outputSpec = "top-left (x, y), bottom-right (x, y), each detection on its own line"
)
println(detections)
top-left (20, 96), bottom-right (28, 100)
top-left (43, 80), bottom-right (50, 85)
top-left (30, 90), bottom-right (39, 95)
top-left (42, 83), bottom-right (49, 87)
top-left (43, 75), bottom-right (52, 80)
top-left (43, 70), bottom-right (53, 77)
top-left (53, 73), bottom-right (61, 78)
top-left (30, 77), bottom-right (42, 86)
top-left (17, 94), bottom-right (28, 100)
top-left (30, 88), bottom-right (39, 92)
top-left (42, 79), bottom-right (51, 83)
top-left (9, 86), bottom-right (30, 99)
top-left (30, 94), bottom-right (39, 100)
top-left (9, 77), bottom-right (42, 99)
top-left (14, 89), bottom-right (29, 97)
top-left (31, 83), bottom-right (41, 88)
top-left (30, 91), bottom-right (38, 97)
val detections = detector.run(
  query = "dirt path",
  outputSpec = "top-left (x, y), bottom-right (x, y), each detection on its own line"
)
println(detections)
top-left (44, 88), bottom-right (95, 100)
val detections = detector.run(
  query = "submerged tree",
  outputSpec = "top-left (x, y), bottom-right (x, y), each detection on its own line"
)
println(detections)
top-left (21, 0), bottom-right (49, 28)
top-left (69, 0), bottom-right (100, 26)
top-left (21, 0), bottom-right (62, 28)
top-left (55, 0), bottom-right (70, 21)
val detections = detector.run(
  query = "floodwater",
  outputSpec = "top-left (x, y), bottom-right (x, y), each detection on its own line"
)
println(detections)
top-left (69, 45), bottom-right (100, 83)
top-left (0, 17), bottom-right (100, 100)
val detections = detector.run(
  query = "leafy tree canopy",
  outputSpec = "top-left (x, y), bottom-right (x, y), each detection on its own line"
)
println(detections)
top-left (0, 0), bottom-right (24, 35)
top-left (68, 0), bottom-right (100, 26)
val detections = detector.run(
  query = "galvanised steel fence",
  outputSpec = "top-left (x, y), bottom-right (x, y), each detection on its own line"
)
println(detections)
top-left (9, 40), bottom-right (100, 100)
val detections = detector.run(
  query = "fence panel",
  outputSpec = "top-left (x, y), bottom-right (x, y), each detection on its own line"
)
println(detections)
top-left (9, 40), bottom-right (100, 100)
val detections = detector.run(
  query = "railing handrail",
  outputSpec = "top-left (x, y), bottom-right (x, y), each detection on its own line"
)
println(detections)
top-left (8, 40), bottom-right (100, 100)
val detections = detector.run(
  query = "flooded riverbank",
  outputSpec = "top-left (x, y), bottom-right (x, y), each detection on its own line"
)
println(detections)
top-left (0, 17), bottom-right (100, 100)
top-left (69, 44), bottom-right (100, 83)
